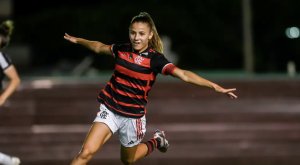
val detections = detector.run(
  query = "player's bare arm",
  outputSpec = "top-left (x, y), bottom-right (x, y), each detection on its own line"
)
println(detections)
top-left (172, 67), bottom-right (237, 99)
top-left (64, 33), bottom-right (111, 55)
top-left (0, 66), bottom-right (20, 106)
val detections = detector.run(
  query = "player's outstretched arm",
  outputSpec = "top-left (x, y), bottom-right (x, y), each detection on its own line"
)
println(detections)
top-left (64, 33), bottom-right (111, 55)
top-left (172, 67), bottom-right (237, 99)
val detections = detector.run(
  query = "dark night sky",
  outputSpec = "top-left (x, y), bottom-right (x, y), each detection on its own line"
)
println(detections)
top-left (8, 0), bottom-right (300, 74)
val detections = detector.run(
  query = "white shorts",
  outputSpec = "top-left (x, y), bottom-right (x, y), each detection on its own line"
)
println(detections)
top-left (94, 104), bottom-right (146, 147)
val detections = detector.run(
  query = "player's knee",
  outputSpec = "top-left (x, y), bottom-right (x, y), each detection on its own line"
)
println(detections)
top-left (77, 147), bottom-right (96, 160)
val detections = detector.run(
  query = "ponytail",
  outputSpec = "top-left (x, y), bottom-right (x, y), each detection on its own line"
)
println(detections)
top-left (0, 20), bottom-right (14, 48)
top-left (130, 12), bottom-right (163, 53)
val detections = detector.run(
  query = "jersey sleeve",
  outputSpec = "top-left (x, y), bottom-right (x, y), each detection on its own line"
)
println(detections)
top-left (0, 52), bottom-right (12, 70)
top-left (151, 54), bottom-right (177, 75)
top-left (110, 44), bottom-right (119, 58)
top-left (110, 43), bottom-right (131, 59)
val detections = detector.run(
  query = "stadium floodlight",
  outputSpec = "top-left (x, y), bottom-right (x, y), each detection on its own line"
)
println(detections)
top-left (285, 26), bottom-right (300, 39)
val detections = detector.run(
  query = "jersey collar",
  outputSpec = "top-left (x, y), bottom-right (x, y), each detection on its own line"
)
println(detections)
top-left (131, 44), bottom-right (151, 56)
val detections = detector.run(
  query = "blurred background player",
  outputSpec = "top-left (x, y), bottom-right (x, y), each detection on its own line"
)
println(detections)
top-left (0, 20), bottom-right (21, 165)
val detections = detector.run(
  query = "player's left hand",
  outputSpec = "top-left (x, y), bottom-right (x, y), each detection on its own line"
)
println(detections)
top-left (213, 85), bottom-right (238, 99)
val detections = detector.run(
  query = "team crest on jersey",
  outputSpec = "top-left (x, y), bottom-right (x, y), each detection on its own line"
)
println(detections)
top-left (134, 56), bottom-right (144, 65)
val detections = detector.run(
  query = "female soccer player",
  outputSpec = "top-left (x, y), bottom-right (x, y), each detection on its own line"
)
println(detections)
top-left (0, 20), bottom-right (21, 165)
top-left (64, 12), bottom-right (237, 165)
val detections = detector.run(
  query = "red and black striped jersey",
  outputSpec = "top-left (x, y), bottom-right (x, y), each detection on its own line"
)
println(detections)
top-left (97, 43), bottom-right (176, 118)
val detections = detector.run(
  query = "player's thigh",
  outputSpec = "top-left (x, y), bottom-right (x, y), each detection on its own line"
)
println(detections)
top-left (82, 122), bottom-right (112, 152)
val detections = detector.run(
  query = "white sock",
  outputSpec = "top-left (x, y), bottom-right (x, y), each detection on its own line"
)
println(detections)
top-left (0, 152), bottom-right (14, 165)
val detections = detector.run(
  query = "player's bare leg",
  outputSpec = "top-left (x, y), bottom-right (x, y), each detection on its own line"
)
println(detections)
top-left (120, 130), bottom-right (169, 165)
top-left (70, 122), bottom-right (112, 165)
top-left (120, 143), bottom-right (148, 165)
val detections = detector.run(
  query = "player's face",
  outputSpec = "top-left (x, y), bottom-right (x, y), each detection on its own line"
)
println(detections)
top-left (129, 22), bottom-right (153, 53)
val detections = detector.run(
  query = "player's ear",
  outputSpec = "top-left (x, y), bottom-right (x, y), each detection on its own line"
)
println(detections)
top-left (149, 31), bottom-right (153, 40)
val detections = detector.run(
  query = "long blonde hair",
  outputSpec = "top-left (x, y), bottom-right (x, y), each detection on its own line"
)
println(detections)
top-left (0, 20), bottom-right (14, 48)
top-left (130, 12), bottom-right (163, 53)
